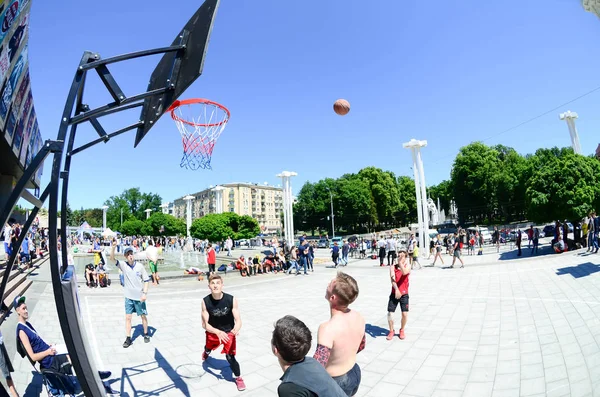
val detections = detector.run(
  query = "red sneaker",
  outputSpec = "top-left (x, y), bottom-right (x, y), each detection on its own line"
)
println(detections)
top-left (235, 377), bottom-right (246, 391)
top-left (399, 329), bottom-right (406, 340)
top-left (202, 351), bottom-right (209, 361)
top-left (386, 331), bottom-right (395, 341)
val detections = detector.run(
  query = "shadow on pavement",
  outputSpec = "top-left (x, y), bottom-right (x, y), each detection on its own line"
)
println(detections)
top-left (365, 324), bottom-right (389, 338)
top-left (498, 245), bottom-right (555, 260)
top-left (119, 348), bottom-right (190, 397)
top-left (556, 262), bottom-right (600, 279)
top-left (131, 325), bottom-right (156, 343)
top-left (202, 357), bottom-right (233, 381)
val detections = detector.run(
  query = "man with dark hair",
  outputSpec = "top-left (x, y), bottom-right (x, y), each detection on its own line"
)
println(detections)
top-left (110, 242), bottom-right (151, 348)
top-left (14, 296), bottom-right (117, 394)
top-left (201, 274), bottom-right (245, 391)
top-left (272, 315), bottom-right (346, 397)
top-left (314, 272), bottom-right (365, 396)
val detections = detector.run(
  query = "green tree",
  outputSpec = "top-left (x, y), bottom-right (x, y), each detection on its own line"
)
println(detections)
top-left (335, 173), bottom-right (377, 232)
top-left (396, 176), bottom-right (417, 226)
top-left (427, 180), bottom-right (452, 215)
top-left (357, 167), bottom-right (400, 227)
top-left (120, 219), bottom-right (148, 236)
top-left (145, 212), bottom-right (186, 236)
top-left (525, 150), bottom-right (600, 223)
top-left (450, 142), bottom-right (500, 224)
top-left (190, 213), bottom-right (260, 242)
top-left (492, 145), bottom-right (528, 222)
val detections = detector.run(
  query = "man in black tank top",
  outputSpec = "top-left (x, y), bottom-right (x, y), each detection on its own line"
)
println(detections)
top-left (201, 274), bottom-right (245, 391)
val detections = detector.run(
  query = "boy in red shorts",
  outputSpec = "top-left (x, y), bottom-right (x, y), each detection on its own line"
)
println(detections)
top-left (201, 274), bottom-right (245, 391)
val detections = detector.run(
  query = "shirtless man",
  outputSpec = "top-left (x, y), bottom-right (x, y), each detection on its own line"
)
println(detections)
top-left (387, 248), bottom-right (410, 340)
top-left (314, 272), bottom-right (366, 396)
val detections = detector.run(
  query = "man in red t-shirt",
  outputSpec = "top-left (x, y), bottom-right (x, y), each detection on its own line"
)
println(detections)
top-left (206, 243), bottom-right (216, 275)
top-left (387, 248), bottom-right (411, 340)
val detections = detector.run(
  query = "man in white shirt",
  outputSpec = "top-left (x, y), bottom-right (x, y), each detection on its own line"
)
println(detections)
top-left (386, 236), bottom-right (397, 266)
top-left (145, 240), bottom-right (159, 285)
top-left (3, 223), bottom-right (12, 262)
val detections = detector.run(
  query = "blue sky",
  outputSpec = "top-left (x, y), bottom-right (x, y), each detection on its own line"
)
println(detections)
top-left (27, 0), bottom-right (600, 210)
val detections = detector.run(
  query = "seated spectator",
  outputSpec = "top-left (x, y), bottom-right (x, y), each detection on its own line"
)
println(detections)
top-left (287, 247), bottom-right (300, 275)
top-left (554, 240), bottom-right (568, 253)
top-left (252, 255), bottom-right (262, 274)
top-left (272, 315), bottom-right (346, 397)
top-left (235, 256), bottom-right (249, 277)
top-left (263, 255), bottom-right (275, 273)
top-left (14, 296), bottom-right (118, 394)
top-left (85, 263), bottom-right (98, 288)
top-left (246, 256), bottom-right (256, 276)
top-left (96, 262), bottom-right (110, 288)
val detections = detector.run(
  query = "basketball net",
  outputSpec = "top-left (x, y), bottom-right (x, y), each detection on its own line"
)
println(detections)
top-left (168, 99), bottom-right (230, 170)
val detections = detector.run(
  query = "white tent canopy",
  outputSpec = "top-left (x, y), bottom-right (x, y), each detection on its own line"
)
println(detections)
top-left (101, 228), bottom-right (116, 237)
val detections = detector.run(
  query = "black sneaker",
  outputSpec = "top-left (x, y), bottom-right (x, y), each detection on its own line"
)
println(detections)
top-left (144, 334), bottom-right (150, 343)
top-left (122, 337), bottom-right (132, 348)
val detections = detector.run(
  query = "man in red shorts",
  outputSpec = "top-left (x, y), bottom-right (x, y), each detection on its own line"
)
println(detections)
top-left (387, 247), bottom-right (411, 340)
top-left (201, 274), bottom-right (245, 391)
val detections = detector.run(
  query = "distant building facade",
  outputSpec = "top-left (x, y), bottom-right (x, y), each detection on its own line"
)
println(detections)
top-left (171, 182), bottom-right (283, 234)
top-left (596, 143), bottom-right (600, 160)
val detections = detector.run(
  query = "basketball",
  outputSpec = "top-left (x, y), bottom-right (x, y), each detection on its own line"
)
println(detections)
top-left (333, 99), bottom-right (350, 116)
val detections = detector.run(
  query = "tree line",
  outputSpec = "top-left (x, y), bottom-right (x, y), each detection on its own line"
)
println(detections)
top-left (293, 144), bottom-right (600, 234)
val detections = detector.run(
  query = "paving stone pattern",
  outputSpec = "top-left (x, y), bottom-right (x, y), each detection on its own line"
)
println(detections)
top-left (8, 248), bottom-right (600, 396)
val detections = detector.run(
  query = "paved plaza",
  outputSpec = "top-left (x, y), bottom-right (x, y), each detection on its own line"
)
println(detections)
top-left (4, 244), bottom-right (600, 397)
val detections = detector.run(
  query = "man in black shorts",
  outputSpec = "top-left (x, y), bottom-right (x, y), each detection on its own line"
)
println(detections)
top-left (386, 248), bottom-right (411, 341)
top-left (272, 315), bottom-right (346, 397)
top-left (201, 274), bottom-right (246, 391)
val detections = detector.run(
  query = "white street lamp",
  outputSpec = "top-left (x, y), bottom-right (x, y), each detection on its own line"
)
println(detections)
top-left (101, 205), bottom-right (109, 231)
top-left (211, 186), bottom-right (226, 214)
top-left (144, 208), bottom-right (153, 219)
top-left (276, 171), bottom-right (297, 247)
top-left (559, 111), bottom-right (582, 155)
top-left (403, 139), bottom-right (429, 257)
top-left (325, 186), bottom-right (335, 238)
top-left (183, 195), bottom-right (195, 237)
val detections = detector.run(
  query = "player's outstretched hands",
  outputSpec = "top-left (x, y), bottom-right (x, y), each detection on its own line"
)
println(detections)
top-left (217, 330), bottom-right (230, 344)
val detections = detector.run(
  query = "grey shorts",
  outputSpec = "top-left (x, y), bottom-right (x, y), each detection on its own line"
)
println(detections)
top-left (453, 249), bottom-right (461, 258)
top-left (332, 362), bottom-right (361, 396)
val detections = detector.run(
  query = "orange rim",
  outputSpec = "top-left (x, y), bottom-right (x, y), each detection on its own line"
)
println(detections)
top-left (168, 98), bottom-right (230, 127)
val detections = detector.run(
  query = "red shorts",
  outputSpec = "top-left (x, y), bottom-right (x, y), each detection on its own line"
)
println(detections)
top-left (205, 331), bottom-right (236, 355)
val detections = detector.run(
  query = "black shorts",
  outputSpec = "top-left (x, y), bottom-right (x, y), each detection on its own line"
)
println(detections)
top-left (388, 293), bottom-right (409, 313)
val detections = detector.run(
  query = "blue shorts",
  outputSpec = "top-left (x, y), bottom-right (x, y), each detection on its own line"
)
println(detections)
top-left (3, 242), bottom-right (11, 256)
top-left (332, 363), bottom-right (361, 396)
top-left (125, 298), bottom-right (148, 316)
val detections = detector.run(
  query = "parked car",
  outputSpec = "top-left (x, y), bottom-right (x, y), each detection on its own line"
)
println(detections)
top-left (329, 237), bottom-right (343, 248)
top-left (317, 238), bottom-right (329, 248)
top-left (542, 225), bottom-right (555, 237)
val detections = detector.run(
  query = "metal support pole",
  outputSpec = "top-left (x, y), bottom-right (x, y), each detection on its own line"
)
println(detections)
top-left (184, 195), bottom-right (194, 237)
top-left (410, 148), bottom-right (425, 252)
top-left (416, 148), bottom-right (430, 255)
top-left (327, 188), bottom-right (335, 238)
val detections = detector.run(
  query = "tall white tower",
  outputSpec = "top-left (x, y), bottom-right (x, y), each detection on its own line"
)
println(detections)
top-left (559, 111), bottom-right (582, 155)
top-left (183, 195), bottom-right (195, 237)
top-left (403, 139), bottom-right (430, 256)
top-left (277, 171), bottom-right (297, 247)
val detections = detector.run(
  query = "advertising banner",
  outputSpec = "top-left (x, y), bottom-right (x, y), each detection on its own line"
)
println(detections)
top-left (18, 103), bottom-right (33, 164)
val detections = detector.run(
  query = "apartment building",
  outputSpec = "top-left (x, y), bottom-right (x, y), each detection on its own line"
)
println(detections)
top-left (169, 182), bottom-right (283, 233)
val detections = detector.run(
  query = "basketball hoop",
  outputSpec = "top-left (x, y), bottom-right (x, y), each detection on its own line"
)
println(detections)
top-left (168, 98), bottom-right (230, 170)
